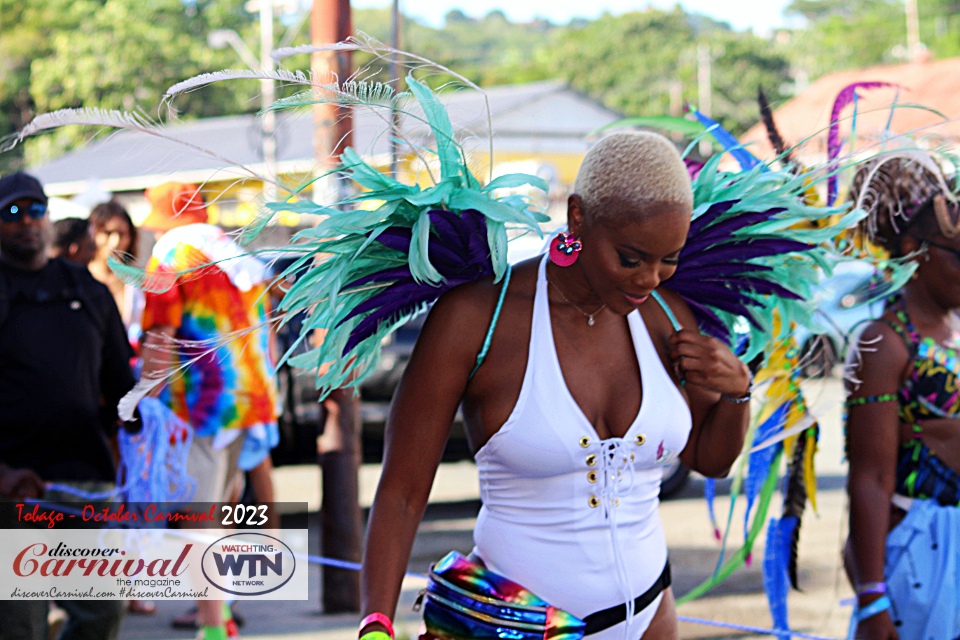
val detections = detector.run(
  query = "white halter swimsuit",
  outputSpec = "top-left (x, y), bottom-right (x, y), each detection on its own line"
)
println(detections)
top-left (471, 256), bottom-right (693, 639)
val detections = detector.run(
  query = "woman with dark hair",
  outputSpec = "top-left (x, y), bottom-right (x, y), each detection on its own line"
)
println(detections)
top-left (88, 200), bottom-right (144, 340)
top-left (845, 152), bottom-right (960, 640)
top-left (88, 199), bottom-right (153, 617)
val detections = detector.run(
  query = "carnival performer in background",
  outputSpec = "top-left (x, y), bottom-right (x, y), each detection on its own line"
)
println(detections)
top-left (844, 152), bottom-right (960, 640)
top-left (137, 182), bottom-right (280, 639)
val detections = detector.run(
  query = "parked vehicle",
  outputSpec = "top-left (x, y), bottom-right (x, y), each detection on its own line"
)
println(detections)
top-left (359, 314), bottom-right (427, 401)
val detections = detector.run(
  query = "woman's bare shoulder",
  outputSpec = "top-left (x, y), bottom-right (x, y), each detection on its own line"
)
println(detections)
top-left (848, 318), bottom-right (911, 380)
top-left (422, 260), bottom-right (538, 350)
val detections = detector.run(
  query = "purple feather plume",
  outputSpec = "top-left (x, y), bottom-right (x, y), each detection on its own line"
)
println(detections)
top-left (826, 81), bottom-right (897, 205)
top-left (687, 107), bottom-right (762, 171)
top-left (339, 209), bottom-right (494, 352)
top-left (685, 158), bottom-right (705, 180)
top-left (664, 199), bottom-right (816, 343)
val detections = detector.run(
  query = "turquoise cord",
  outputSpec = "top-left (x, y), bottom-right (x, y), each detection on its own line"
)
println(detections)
top-left (469, 265), bottom-right (512, 380)
top-left (651, 289), bottom-right (685, 387)
top-left (651, 290), bottom-right (682, 331)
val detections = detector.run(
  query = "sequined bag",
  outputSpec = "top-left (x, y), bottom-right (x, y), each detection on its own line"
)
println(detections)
top-left (416, 551), bottom-right (586, 640)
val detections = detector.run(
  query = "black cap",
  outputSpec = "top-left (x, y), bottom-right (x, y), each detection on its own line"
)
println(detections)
top-left (0, 172), bottom-right (48, 211)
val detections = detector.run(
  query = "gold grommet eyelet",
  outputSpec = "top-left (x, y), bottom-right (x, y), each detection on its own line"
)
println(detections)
top-left (588, 495), bottom-right (600, 508)
top-left (630, 453), bottom-right (636, 462)
top-left (615, 497), bottom-right (621, 507)
top-left (579, 436), bottom-right (590, 449)
top-left (635, 434), bottom-right (646, 446)
top-left (586, 454), bottom-right (597, 467)
top-left (587, 471), bottom-right (598, 483)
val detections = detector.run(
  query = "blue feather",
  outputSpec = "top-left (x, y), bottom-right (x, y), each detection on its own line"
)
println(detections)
top-left (688, 108), bottom-right (763, 171)
top-left (704, 478), bottom-right (720, 540)
top-left (744, 402), bottom-right (788, 539)
top-left (763, 517), bottom-right (793, 634)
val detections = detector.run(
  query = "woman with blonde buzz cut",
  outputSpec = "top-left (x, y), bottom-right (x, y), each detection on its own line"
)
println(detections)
top-left (358, 131), bottom-right (753, 640)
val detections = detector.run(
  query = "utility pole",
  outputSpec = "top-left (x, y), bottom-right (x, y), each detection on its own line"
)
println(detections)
top-left (668, 79), bottom-right (683, 118)
top-left (209, 2), bottom-right (282, 200)
top-left (905, 0), bottom-right (922, 62)
top-left (312, 0), bottom-right (353, 175)
top-left (259, 0), bottom-right (278, 201)
top-left (389, 0), bottom-right (401, 176)
top-left (697, 43), bottom-right (712, 157)
top-left (310, 0), bottom-right (361, 615)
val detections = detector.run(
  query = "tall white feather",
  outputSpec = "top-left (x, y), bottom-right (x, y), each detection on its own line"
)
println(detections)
top-left (164, 68), bottom-right (317, 100)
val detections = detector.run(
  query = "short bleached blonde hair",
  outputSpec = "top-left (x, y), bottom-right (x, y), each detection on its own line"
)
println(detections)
top-left (574, 131), bottom-right (693, 224)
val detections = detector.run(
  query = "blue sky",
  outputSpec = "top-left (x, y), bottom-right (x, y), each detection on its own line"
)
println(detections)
top-left (349, 0), bottom-right (801, 34)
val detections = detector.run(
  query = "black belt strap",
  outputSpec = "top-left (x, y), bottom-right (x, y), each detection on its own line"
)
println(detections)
top-left (582, 561), bottom-right (671, 636)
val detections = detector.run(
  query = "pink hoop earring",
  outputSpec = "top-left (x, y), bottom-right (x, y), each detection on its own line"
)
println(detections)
top-left (549, 232), bottom-right (582, 267)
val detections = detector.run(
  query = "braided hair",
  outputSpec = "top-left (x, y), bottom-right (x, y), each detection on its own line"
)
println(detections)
top-left (849, 151), bottom-right (958, 257)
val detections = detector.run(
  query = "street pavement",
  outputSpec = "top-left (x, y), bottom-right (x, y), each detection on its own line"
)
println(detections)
top-left (118, 377), bottom-right (854, 639)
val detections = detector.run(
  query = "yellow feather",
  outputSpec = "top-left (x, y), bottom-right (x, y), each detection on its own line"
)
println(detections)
top-left (803, 426), bottom-right (819, 513)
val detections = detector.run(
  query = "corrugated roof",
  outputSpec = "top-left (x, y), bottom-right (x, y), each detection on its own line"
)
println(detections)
top-left (740, 57), bottom-right (960, 162)
top-left (31, 80), bottom-right (623, 195)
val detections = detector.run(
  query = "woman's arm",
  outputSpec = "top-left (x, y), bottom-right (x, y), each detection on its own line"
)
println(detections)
top-left (679, 377), bottom-right (752, 478)
top-left (359, 282), bottom-right (494, 636)
top-left (654, 289), bottom-right (752, 477)
top-left (846, 322), bottom-right (907, 639)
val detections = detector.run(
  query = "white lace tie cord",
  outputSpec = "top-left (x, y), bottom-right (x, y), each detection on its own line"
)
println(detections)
top-left (588, 437), bottom-right (639, 640)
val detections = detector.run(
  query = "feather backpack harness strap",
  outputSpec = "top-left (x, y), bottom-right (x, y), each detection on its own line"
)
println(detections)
top-left (650, 290), bottom-right (682, 332)
top-left (469, 264), bottom-right (512, 380)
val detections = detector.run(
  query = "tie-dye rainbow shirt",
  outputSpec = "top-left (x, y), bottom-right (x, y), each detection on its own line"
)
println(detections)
top-left (142, 224), bottom-right (279, 438)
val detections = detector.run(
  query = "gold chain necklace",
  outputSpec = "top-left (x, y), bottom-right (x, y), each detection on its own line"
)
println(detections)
top-left (547, 277), bottom-right (606, 326)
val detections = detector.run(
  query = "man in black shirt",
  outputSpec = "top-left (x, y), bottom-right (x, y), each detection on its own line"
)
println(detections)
top-left (0, 172), bottom-right (136, 640)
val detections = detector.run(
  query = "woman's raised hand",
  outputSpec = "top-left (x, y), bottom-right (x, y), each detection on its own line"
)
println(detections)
top-left (668, 329), bottom-right (751, 398)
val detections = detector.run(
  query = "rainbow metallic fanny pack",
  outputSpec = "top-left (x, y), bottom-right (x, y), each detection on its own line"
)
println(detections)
top-left (415, 551), bottom-right (586, 640)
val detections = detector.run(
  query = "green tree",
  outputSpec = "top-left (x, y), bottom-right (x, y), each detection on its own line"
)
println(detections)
top-left (786, 0), bottom-right (900, 20)
top-left (443, 9), bottom-right (472, 26)
top-left (0, 0), bottom-right (94, 172)
top-left (550, 8), bottom-right (790, 134)
top-left (782, 0), bottom-right (904, 80)
top-left (350, 8), bottom-right (557, 90)
top-left (782, 0), bottom-right (960, 83)
top-left (4, 2), bottom-right (808, 169)
top-left (6, 0), bottom-right (259, 167)
top-left (920, 0), bottom-right (960, 58)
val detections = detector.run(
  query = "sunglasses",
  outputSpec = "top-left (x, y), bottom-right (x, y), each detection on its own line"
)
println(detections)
top-left (1, 202), bottom-right (47, 223)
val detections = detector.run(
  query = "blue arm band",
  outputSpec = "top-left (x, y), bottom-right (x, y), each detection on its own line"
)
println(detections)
top-left (856, 595), bottom-right (891, 622)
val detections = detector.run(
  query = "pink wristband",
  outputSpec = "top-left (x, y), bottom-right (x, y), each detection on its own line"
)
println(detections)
top-left (359, 612), bottom-right (394, 639)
